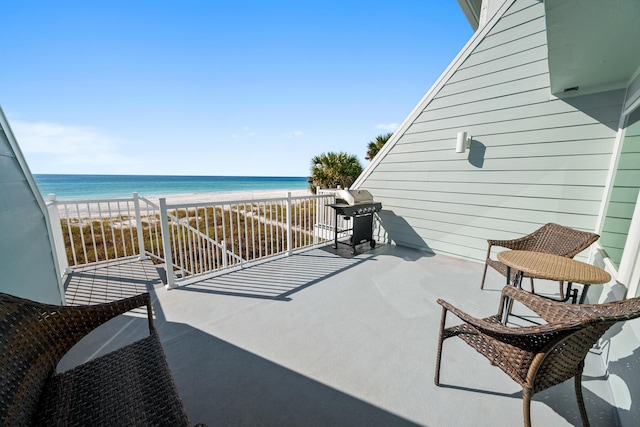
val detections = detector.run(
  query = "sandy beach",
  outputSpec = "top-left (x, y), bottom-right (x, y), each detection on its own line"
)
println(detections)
top-left (159, 189), bottom-right (312, 205)
top-left (53, 189), bottom-right (315, 218)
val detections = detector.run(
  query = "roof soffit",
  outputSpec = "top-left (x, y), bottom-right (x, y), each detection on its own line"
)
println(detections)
top-left (545, 0), bottom-right (640, 95)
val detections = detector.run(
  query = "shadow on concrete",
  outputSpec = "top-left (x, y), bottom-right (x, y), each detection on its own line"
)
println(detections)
top-left (594, 283), bottom-right (640, 424)
top-left (598, 314), bottom-right (640, 426)
top-left (167, 324), bottom-right (419, 427)
top-left (606, 343), bottom-right (640, 425)
top-left (63, 258), bottom-right (162, 305)
top-left (539, 374), bottom-right (620, 426)
top-left (176, 247), bottom-right (379, 301)
top-left (58, 308), bottom-right (627, 427)
top-left (438, 371), bottom-right (620, 426)
top-left (319, 239), bottom-right (379, 259)
top-left (59, 308), bottom-right (420, 427)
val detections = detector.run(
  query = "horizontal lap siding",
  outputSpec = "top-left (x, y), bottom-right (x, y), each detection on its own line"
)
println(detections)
top-left (0, 124), bottom-right (60, 303)
top-left (600, 109), bottom-right (640, 267)
top-left (361, 0), bottom-right (624, 262)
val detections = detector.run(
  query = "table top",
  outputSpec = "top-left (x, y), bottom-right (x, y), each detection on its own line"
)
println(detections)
top-left (497, 250), bottom-right (611, 285)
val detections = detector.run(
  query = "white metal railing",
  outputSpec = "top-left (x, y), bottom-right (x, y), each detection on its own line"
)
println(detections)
top-left (159, 192), bottom-right (336, 287)
top-left (48, 191), bottom-right (342, 288)
top-left (48, 193), bottom-right (148, 270)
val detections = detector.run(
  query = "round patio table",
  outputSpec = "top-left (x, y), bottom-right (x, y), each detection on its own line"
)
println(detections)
top-left (497, 250), bottom-right (611, 322)
top-left (498, 250), bottom-right (611, 303)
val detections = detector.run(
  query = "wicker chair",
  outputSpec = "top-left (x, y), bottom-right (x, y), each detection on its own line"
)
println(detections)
top-left (434, 285), bottom-right (640, 427)
top-left (0, 291), bottom-right (196, 427)
top-left (480, 223), bottom-right (599, 298)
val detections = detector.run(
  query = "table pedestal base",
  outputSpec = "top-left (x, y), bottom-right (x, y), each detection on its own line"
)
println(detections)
top-left (501, 267), bottom-right (583, 324)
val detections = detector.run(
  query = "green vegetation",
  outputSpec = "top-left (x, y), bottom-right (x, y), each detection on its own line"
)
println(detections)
top-left (365, 132), bottom-right (392, 161)
top-left (306, 133), bottom-right (392, 192)
top-left (61, 216), bottom-right (149, 265)
top-left (61, 200), bottom-right (321, 274)
top-left (307, 151), bottom-right (363, 193)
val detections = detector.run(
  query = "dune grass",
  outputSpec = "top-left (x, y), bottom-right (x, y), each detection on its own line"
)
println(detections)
top-left (61, 201), bottom-right (322, 272)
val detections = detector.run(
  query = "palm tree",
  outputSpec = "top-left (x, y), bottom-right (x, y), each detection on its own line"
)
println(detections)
top-left (307, 151), bottom-right (363, 193)
top-left (365, 132), bottom-right (393, 161)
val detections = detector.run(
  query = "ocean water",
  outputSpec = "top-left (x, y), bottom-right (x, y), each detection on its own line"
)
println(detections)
top-left (33, 174), bottom-right (309, 200)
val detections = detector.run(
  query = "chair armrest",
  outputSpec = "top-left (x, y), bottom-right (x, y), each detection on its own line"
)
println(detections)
top-left (436, 294), bottom-right (582, 339)
top-left (43, 292), bottom-right (154, 359)
top-left (60, 292), bottom-right (154, 334)
top-left (499, 285), bottom-right (586, 323)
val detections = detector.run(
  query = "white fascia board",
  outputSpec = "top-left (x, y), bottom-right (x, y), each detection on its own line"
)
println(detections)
top-left (623, 66), bottom-right (640, 115)
top-left (353, 0), bottom-right (517, 189)
top-left (457, 0), bottom-right (481, 30)
top-left (0, 106), bottom-right (65, 303)
top-left (624, 94), bottom-right (640, 117)
top-left (594, 91), bottom-right (627, 239)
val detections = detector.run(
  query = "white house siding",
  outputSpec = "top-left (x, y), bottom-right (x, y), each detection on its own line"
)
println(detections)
top-left (361, 0), bottom-right (625, 262)
top-left (0, 115), bottom-right (62, 304)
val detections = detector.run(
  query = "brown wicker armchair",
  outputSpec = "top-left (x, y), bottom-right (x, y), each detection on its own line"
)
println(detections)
top-left (434, 285), bottom-right (640, 427)
top-left (0, 292), bottom-right (196, 426)
top-left (480, 223), bottom-right (599, 298)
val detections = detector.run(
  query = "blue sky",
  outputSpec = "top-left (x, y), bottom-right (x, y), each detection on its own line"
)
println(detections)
top-left (1, 1), bottom-right (473, 177)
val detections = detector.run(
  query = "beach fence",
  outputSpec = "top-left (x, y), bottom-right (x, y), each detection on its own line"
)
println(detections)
top-left (46, 191), bottom-right (339, 288)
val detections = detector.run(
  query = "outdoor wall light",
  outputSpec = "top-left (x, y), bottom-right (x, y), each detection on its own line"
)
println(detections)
top-left (456, 131), bottom-right (472, 153)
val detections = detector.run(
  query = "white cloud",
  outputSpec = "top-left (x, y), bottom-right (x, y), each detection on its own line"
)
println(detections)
top-left (10, 120), bottom-right (137, 172)
top-left (375, 123), bottom-right (399, 131)
top-left (285, 130), bottom-right (304, 138)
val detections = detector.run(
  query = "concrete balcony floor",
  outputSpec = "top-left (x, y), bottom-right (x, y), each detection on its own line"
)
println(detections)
top-left (60, 244), bottom-right (618, 426)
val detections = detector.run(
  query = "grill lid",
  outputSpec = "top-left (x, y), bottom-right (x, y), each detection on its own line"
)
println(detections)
top-left (335, 189), bottom-right (374, 205)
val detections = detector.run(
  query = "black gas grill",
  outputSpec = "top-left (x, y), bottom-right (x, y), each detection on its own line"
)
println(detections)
top-left (328, 189), bottom-right (382, 253)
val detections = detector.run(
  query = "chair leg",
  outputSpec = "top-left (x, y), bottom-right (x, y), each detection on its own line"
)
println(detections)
top-left (575, 365), bottom-right (590, 427)
top-left (559, 281), bottom-right (565, 300)
top-left (434, 307), bottom-right (448, 386)
top-left (480, 262), bottom-right (489, 289)
top-left (481, 245), bottom-right (492, 290)
top-left (523, 388), bottom-right (533, 427)
top-left (529, 277), bottom-right (535, 294)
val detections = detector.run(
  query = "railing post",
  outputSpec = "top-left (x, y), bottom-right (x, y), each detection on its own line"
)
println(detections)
top-left (46, 194), bottom-right (71, 276)
top-left (286, 192), bottom-right (292, 255)
top-left (222, 239), bottom-right (228, 268)
top-left (159, 198), bottom-right (176, 289)
top-left (315, 187), bottom-right (324, 244)
top-left (132, 192), bottom-right (149, 260)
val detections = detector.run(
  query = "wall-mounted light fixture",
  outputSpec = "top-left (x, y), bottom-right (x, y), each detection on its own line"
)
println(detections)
top-left (456, 131), bottom-right (472, 153)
